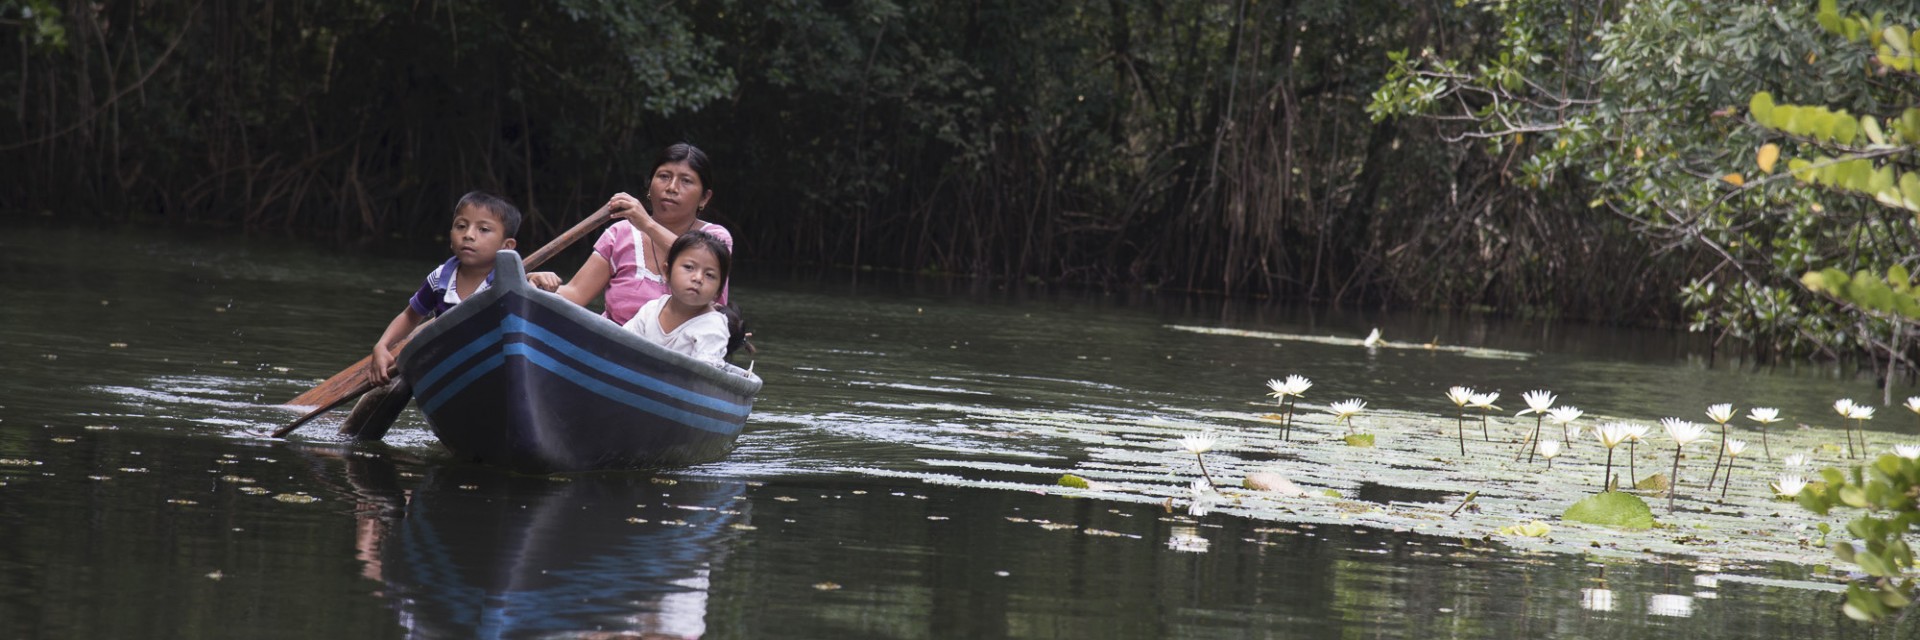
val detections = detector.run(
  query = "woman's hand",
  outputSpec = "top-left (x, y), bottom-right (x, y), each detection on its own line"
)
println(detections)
top-left (606, 192), bottom-right (652, 228)
top-left (528, 271), bottom-right (562, 292)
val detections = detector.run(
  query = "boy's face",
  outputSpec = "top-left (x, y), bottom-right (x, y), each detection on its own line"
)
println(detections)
top-left (665, 245), bottom-right (723, 308)
top-left (449, 205), bottom-right (516, 269)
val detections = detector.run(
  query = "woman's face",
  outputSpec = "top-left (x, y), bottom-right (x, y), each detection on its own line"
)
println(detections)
top-left (649, 160), bottom-right (712, 221)
top-left (665, 244), bottom-right (724, 309)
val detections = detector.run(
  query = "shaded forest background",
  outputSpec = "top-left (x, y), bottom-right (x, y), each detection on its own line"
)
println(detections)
top-left (0, 0), bottom-right (1750, 326)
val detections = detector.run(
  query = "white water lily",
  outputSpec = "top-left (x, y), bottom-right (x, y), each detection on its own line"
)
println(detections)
top-left (1619, 422), bottom-right (1652, 481)
top-left (1771, 474), bottom-right (1809, 498)
top-left (1705, 403), bottom-right (1735, 425)
top-left (1468, 392), bottom-right (1500, 410)
top-left (1662, 417), bottom-right (1709, 513)
top-left (1363, 328), bottom-right (1382, 347)
top-left (1747, 407), bottom-right (1781, 458)
top-left (1187, 478), bottom-right (1216, 517)
top-left (1547, 406), bottom-right (1583, 425)
top-left (1896, 444), bottom-right (1920, 460)
top-left (1327, 399), bottom-right (1367, 434)
top-left (1621, 423), bottom-right (1651, 443)
top-left (1715, 440), bottom-right (1750, 500)
top-left (1267, 375), bottom-right (1311, 399)
top-left (1179, 433), bottom-right (1218, 455)
top-left (1518, 390), bottom-right (1557, 416)
top-left (1662, 418), bottom-right (1708, 446)
top-left (1179, 432), bottom-right (1222, 489)
top-left (1266, 375), bottom-right (1312, 441)
top-left (1836, 398), bottom-right (1874, 459)
top-left (1908, 397), bottom-right (1920, 414)
top-left (1538, 439), bottom-right (1562, 460)
top-left (1446, 386), bottom-right (1475, 407)
top-left (1594, 422), bottom-right (1634, 449)
top-left (1782, 453), bottom-right (1811, 467)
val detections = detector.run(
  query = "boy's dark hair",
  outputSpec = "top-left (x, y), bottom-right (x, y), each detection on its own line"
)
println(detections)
top-left (456, 190), bottom-right (523, 237)
top-left (655, 143), bottom-right (714, 192)
top-left (665, 230), bottom-right (732, 287)
top-left (714, 303), bottom-right (755, 359)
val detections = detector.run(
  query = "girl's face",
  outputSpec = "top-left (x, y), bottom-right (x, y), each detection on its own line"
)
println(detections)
top-left (665, 244), bottom-right (723, 309)
top-left (649, 160), bottom-right (712, 221)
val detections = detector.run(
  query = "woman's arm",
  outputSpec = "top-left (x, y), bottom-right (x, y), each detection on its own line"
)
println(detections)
top-left (529, 252), bottom-right (614, 308)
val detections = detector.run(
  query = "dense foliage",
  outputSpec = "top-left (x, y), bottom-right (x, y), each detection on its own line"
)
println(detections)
top-left (1373, 0), bottom-right (1920, 385)
top-left (0, 0), bottom-right (1665, 318)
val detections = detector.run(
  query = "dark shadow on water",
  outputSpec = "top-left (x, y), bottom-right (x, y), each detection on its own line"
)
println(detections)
top-left (1355, 482), bottom-right (1455, 506)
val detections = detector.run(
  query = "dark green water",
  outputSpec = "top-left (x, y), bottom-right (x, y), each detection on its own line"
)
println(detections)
top-left (0, 223), bottom-right (1911, 638)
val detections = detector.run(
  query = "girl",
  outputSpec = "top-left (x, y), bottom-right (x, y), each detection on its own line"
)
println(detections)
top-left (529, 143), bottom-right (732, 325)
top-left (624, 231), bottom-right (734, 364)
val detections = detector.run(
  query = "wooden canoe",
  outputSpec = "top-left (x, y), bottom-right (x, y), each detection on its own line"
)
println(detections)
top-left (398, 249), bottom-right (761, 472)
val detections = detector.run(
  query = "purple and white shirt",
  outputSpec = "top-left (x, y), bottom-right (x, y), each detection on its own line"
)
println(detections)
top-left (407, 257), bottom-right (494, 319)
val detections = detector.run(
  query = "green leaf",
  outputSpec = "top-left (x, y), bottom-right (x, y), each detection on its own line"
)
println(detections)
top-left (1056, 474), bottom-right (1089, 489)
top-left (1749, 92), bottom-right (1775, 124)
top-left (1562, 491), bottom-right (1656, 530)
top-left (1858, 549), bottom-right (1894, 577)
top-left (1864, 115), bottom-right (1888, 145)
top-left (1343, 433), bottom-right (1375, 447)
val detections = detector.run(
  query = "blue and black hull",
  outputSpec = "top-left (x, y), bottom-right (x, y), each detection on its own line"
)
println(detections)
top-left (398, 250), bottom-right (761, 472)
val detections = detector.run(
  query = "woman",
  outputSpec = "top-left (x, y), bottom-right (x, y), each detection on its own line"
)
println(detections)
top-left (530, 143), bottom-right (733, 325)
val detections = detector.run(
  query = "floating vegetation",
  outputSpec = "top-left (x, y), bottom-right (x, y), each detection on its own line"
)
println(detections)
top-left (50, 437), bottom-right (75, 444)
top-left (220, 475), bottom-right (255, 484)
top-left (0, 459), bottom-right (43, 466)
top-left (272, 493), bottom-right (318, 504)
top-left (868, 396), bottom-right (1869, 574)
top-left (83, 425), bottom-right (117, 431)
top-left (1563, 492), bottom-right (1655, 530)
top-left (1165, 324), bottom-right (1532, 360)
top-left (813, 582), bottom-right (842, 591)
top-left (627, 517), bottom-right (649, 524)
top-left (167, 499), bottom-right (198, 505)
top-left (1497, 521), bottom-right (1551, 537)
top-left (239, 486), bottom-right (270, 495)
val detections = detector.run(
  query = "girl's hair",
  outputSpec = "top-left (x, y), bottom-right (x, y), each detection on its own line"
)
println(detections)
top-left (665, 230), bottom-right (732, 294)
top-left (714, 303), bottom-right (754, 359)
top-left (655, 143), bottom-right (714, 192)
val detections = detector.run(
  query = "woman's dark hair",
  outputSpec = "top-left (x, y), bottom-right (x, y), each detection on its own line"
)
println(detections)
top-left (655, 142), bottom-right (714, 192)
top-left (455, 190), bottom-right (523, 237)
top-left (665, 230), bottom-right (732, 293)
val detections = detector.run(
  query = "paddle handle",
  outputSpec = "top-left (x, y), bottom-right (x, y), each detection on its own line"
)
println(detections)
top-left (274, 206), bottom-right (613, 436)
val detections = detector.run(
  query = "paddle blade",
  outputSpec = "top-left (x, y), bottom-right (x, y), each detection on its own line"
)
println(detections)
top-left (286, 356), bottom-right (376, 407)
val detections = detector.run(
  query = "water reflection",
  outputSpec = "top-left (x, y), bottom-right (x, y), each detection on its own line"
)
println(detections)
top-left (352, 462), bottom-right (743, 638)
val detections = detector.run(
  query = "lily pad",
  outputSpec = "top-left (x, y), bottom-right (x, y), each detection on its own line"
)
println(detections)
top-left (1498, 520), bottom-right (1551, 537)
top-left (1634, 473), bottom-right (1670, 492)
top-left (1564, 491), bottom-right (1656, 530)
top-left (1057, 474), bottom-right (1090, 489)
top-left (1343, 434), bottom-right (1375, 447)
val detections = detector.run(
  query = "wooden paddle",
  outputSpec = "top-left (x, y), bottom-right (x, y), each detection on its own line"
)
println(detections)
top-left (272, 205), bottom-right (613, 438)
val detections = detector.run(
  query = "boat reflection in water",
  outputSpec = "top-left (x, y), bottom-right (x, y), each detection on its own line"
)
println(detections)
top-left (350, 460), bottom-right (745, 638)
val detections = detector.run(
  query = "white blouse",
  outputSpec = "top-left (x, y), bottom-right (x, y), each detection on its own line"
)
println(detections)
top-left (621, 295), bottom-right (729, 364)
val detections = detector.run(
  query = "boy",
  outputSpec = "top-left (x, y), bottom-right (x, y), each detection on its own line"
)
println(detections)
top-left (369, 191), bottom-right (521, 384)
